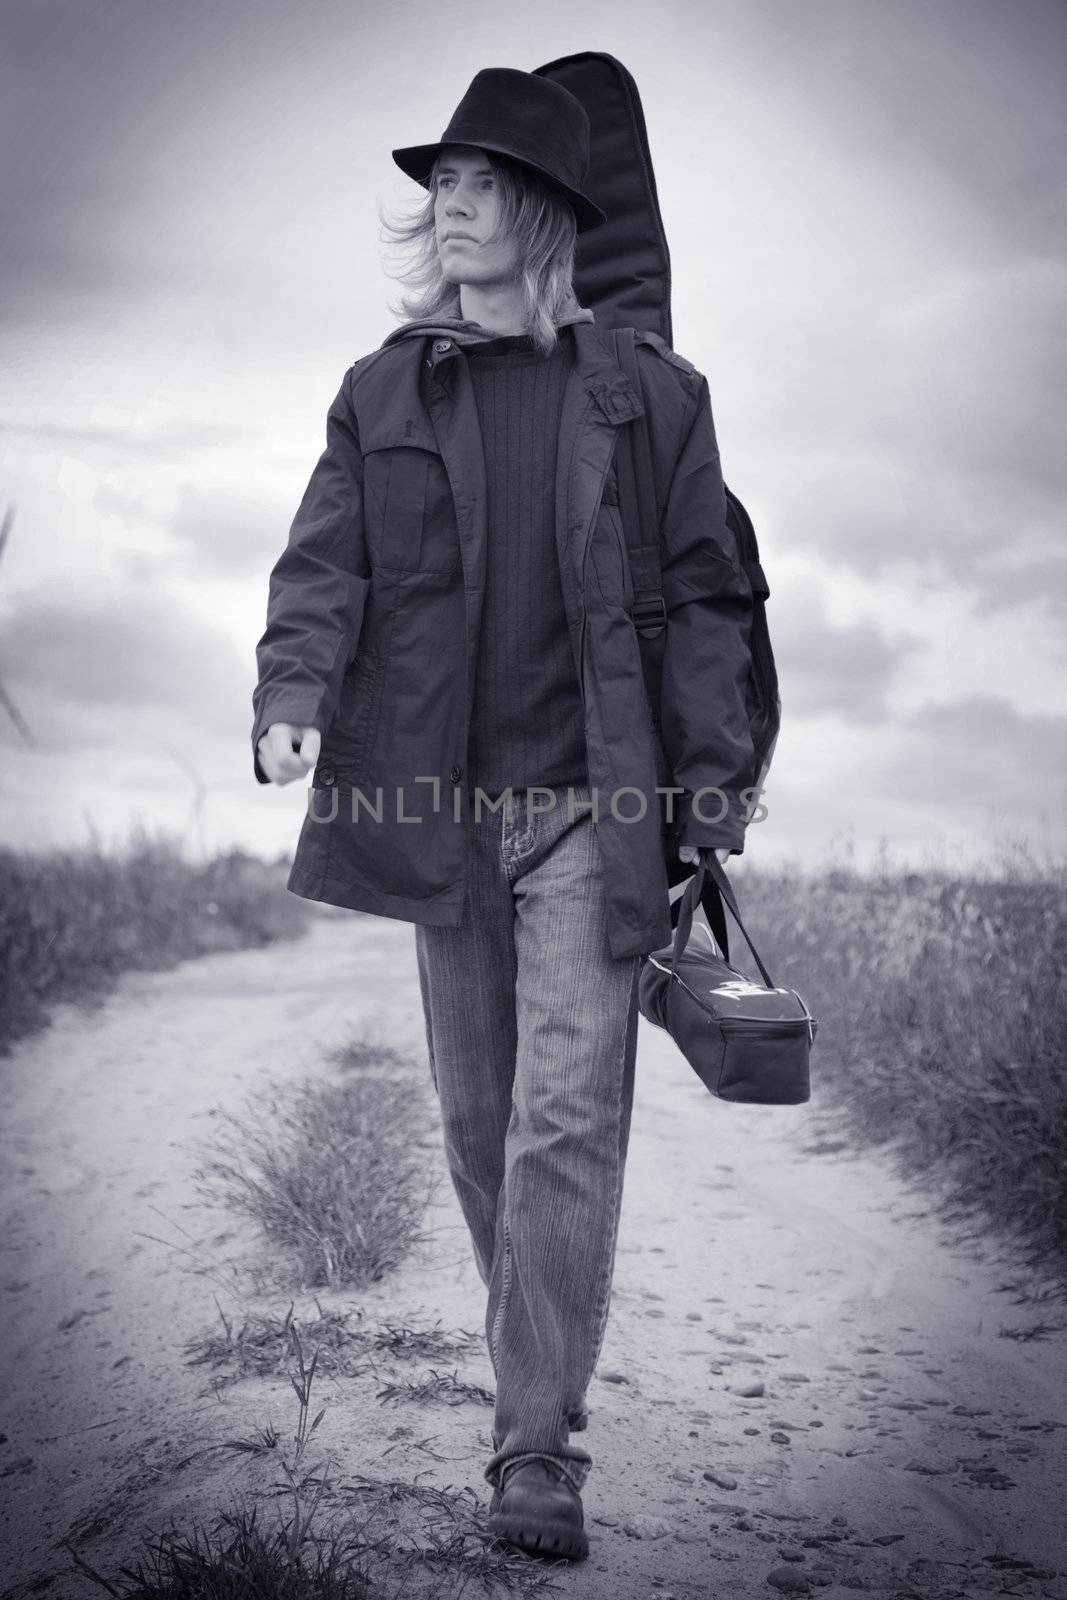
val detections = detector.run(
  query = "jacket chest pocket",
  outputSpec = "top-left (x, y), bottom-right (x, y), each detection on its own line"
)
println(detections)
top-left (362, 428), bottom-right (460, 576)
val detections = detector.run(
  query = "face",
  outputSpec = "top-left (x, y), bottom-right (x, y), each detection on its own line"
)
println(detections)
top-left (433, 145), bottom-right (522, 286)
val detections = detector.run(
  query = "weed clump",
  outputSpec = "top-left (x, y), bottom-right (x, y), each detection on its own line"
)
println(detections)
top-left (186, 1302), bottom-right (481, 1382)
top-left (70, 1504), bottom-right (376, 1599)
top-left (68, 1322), bottom-right (549, 1599)
top-left (196, 1045), bottom-right (439, 1290)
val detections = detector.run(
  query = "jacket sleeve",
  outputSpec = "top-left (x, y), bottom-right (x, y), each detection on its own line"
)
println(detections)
top-left (657, 374), bottom-right (755, 853)
top-left (250, 370), bottom-right (371, 783)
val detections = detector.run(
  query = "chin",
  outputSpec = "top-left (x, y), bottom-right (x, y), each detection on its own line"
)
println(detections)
top-left (447, 265), bottom-right (504, 286)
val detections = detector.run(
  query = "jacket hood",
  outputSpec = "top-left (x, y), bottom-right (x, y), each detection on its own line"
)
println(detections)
top-left (380, 305), bottom-right (595, 349)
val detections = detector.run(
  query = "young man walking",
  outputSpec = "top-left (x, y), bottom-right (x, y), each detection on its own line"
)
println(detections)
top-left (252, 67), bottom-right (756, 1560)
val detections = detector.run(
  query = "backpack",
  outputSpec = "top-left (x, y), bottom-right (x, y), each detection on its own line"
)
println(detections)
top-left (533, 52), bottom-right (782, 835)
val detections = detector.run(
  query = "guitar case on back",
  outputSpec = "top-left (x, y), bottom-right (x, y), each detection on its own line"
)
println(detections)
top-left (534, 50), bottom-right (674, 344)
top-left (533, 51), bottom-right (782, 939)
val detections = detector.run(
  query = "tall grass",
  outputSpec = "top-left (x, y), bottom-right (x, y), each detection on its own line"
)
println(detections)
top-left (70, 1505), bottom-right (376, 1600)
top-left (0, 831), bottom-right (309, 1053)
top-left (732, 851), bottom-right (1067, 1281)
top-left (195, 1042), bottom-right (440, 1290)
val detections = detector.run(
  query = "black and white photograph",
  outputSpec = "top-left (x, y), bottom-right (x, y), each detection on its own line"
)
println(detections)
top-left (1, 1), bottom-right (1065, 1594)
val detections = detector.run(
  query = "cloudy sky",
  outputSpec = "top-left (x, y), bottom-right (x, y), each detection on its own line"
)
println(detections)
top-left (0, 0), bottom-right (1063, 875)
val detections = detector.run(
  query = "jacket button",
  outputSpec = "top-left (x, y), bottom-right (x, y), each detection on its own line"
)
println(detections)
top-left (319, 765), bottom-right (336, 786)
top-left (434, 339), bottom-right (452, 353)
top-left (449, 764), bottom-right (462, 783)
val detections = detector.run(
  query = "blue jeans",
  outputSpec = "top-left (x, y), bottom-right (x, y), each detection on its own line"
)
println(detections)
top-left (414, 781), bottom-right (642, 1493)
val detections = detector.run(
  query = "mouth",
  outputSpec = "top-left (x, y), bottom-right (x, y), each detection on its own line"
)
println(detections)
top-left (441, 234), bottom-right (476, 245)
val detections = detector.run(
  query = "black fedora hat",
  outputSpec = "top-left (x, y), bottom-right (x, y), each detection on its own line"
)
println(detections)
top-left (392, 66), bottom-right (607, 233)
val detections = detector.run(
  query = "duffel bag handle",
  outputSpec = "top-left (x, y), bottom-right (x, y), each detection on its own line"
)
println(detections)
top-left (670, 852), bottom-right (776, 989)
top-left (669, 852), bottom-right (731, 957)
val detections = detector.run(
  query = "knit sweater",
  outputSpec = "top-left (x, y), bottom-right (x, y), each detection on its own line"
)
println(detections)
top-left (465, 328), bottom-right (588, 798)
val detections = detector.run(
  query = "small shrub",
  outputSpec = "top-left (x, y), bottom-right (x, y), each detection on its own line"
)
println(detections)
top-left (196, 1046), bottom-right (439, 1289)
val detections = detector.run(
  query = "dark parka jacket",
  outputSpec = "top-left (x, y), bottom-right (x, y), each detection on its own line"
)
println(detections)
top-left (251, 309), bottom-right (756, 959)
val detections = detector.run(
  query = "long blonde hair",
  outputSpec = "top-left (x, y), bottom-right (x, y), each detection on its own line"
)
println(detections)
top-left (378, 147), bottom-right (582, 356)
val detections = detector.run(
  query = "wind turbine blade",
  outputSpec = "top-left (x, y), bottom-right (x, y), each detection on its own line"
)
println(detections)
top-left (163, 740), bottom-right (204, 791)
top-left (0, 504), bottom-right (14, 568)
top-left (0, 673), bottom-right (35, 745)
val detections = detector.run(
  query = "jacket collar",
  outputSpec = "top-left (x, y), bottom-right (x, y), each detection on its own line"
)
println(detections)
top-left (381, 307), bottom-right (644, 425)
top-left (380, 304), bottom-right (594, 349)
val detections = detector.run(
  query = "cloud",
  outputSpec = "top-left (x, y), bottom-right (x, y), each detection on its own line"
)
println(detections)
top-left (1, 417), bottom-right (254, 463)
top-left (750, 0), bottom-right (1067, 258)
top-left (890, 694), bottom-right (1067, 813)
top-left (0, 579), bottom-right (251, 752)
top-left (767, 576), bottom-right (920, 724)
top-left (170, 483), bottom-right (292, 576)
top-left (88, 479), bottom-right (305, 580)
top-left (0, 0), bottom-right (391, 339)
top-left (740, 253), bottom-right (1067, 629)
top-left (968, 550), bottom-right (1067, 622)
top-left (760, 690), bottom-right (1067, 873)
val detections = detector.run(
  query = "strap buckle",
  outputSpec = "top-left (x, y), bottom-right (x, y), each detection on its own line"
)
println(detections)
top-left (630, 595), bottom-right (667, 639)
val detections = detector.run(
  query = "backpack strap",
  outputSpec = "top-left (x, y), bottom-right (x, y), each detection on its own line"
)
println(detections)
top-left (611, 327), bottom-right (667, 697)
top-left (611, 328), bottom-right (732, 956)
top-left (618, 335), bottom-right (781, 800)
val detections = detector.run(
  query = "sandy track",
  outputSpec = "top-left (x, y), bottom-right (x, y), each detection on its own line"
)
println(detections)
top-left (2, 915), bottom-right (1065, 1599)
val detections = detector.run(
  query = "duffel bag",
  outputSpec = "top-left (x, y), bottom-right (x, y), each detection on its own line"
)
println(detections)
top-left (639, 851), bottom-right (816, 1105)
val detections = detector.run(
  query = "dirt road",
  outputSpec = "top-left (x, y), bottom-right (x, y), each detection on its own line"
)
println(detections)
top-left (2, 915), bottom-right (1065, 1598)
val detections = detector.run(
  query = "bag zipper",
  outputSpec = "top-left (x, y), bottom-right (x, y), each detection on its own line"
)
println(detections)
top-left (718, 1016), bottom-right (808, 1036)
top-left (647, 957), bottom-right (815, 1043)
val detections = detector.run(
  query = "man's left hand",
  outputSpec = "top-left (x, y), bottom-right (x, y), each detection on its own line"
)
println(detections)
top-left (679, 844), bottom-right (731, 867)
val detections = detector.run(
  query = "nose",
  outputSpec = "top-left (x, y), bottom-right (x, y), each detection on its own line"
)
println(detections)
top-left (445, 182), bottom-right (474, 218)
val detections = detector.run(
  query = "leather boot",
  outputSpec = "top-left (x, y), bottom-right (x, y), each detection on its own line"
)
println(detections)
top-left (487, 1457), bottom-right (588, 1560)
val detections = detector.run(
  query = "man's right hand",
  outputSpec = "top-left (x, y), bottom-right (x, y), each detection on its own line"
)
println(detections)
top-left (257, 723), bottom-right (322, 785)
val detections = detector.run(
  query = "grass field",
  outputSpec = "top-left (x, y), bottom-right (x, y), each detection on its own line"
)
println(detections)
top-left (2, 831), bottom-right (1063, 1280)
top-left (0, 830), bottom-right (311, 1054)
top-left (737, 849), bottom-right (1067, 1283)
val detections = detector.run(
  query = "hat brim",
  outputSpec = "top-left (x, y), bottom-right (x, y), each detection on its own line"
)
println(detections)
top-left (391, 140), bottom-right (607, 233)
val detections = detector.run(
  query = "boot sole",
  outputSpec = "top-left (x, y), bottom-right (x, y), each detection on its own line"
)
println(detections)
top-left (487, 1510), bottom-right (589, 1561)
